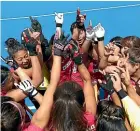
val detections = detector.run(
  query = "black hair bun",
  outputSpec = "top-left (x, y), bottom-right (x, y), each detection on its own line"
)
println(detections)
top-left (5, 38), bottom-right (19, 48)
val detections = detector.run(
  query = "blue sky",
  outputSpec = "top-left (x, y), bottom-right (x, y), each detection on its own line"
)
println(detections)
top-left (1, 1), bottom-right (140, 61)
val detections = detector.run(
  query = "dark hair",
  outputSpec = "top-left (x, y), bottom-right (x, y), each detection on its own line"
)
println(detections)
top-left (70, 22), bottom-right (86, 34)
top-left (128, 48), bottom-right (140, 64)
top-left (96, 100), bottom-right (127, 131)
top-left (121, 36), bottom-right (140, 48)
top-left (50, 81), bottom-right (87, 131)
top-left (1, 65), bottom-right (9, 85)
top-left (110, 36), bottom-right (123, 49)
top-left (1, 96), bottom-right (21, 131)
top-left (5, 38), bottom-right (26, 57)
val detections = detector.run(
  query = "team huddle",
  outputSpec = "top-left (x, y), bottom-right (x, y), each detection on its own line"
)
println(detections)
top-left (1, 8), bottom-right (140, 131)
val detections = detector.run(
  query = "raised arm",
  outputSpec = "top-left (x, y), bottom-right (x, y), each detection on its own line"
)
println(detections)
top-left (31, 33), bottom-right (69, 129)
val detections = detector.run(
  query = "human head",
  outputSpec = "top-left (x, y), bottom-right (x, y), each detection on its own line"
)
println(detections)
top-left (5, 38), bottom-right (31, 69)
top-left (96, 100), bottom-right (127, 131)
top-left (126, 48), bottom-right (140, 76)
top-left (50, 81), bottom-right (87, 131)
top-left (1, 96), bottom-right (26, 131)
top-left (109, 36), bottom-right (123, 56)
top-left (1, 65), bottom-right (14, 90)
top-left (121, 36), bottom-right (140, 56)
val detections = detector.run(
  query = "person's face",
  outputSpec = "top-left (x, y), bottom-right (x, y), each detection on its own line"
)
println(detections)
top-left (126, 60), bottom-right (139, 75)
top-left (77, 30), bottom-right (86, 45)
top-left (14, 50), bottom-right (31, 69)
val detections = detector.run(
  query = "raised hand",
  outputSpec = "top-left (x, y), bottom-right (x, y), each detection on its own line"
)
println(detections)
top-left (110, 71), bottom-right (122, 92)
top-left (94, 23), bottom-right (105, 41)
top-left (116, 65), bottom-right (130, 87)
top-left (86, 20), bottom-right (95, 41)
top-left (76, 7), bottom-right (86, 24)
top-left (22, 30), bottom-right (38, 56)
top-left (30, 16), bottom-right (42, 32)
top-left (14, 80), bottom-right (38, 98)
top-left (54, 34), bottom-right (70, 56)
top-left (104, 43), bottom-right (115, 57)
top-left (55, 12), bottom-right (64, 26)
top-left (98, 72), bottom-right (115, 95)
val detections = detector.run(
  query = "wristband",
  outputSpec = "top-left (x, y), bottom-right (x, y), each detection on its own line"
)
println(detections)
top-left (29, 88), bottom-right (38, 98)
top-left (56, 23), bottom-right (62, 28)
top-left (117, 89), bottom-right (127, 99)
top-left (97, 37), bottom-right (104, 41)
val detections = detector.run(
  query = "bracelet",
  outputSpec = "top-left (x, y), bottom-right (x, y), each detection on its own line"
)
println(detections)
top-left (56, 23), bottom-right (62, 28)
top-left (97, 37), bottom-right (104, 41)
top-left (117, 89), bottom-right (127, 99)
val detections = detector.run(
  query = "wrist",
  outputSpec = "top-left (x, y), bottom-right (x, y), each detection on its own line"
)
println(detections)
top-left (97, 37), bottom-right (104, 41)
top-left (29, 88), bottom-right (38, 98)
top-left (117, 89), bottom-right (127, 99)
top-left (56, 23), bottom-right (62, 28)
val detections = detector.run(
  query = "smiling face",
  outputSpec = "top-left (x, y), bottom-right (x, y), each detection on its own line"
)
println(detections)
top-left (13, 50), bottom-right (31, 69)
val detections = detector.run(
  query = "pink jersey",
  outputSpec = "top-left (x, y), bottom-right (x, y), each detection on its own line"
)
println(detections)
top-left (84, 112), bottom-right (96, 131)
top-left (23, 123), bottom-right (45, 131)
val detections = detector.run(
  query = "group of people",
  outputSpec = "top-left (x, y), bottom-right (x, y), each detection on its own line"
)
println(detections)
top-left (1, 8), bottom-right (140, 131)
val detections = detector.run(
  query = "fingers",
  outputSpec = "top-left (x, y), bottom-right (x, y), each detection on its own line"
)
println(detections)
top-left (116, 66), bottom-right (125, 73)
top-left (89, 20), bottom-right (92, 26)
top-left (77, 7), bottom-right (80, 15)
top-left (62, 34), bottom-right (70, 44)
top-left (14, 82), bottom-right (19, 88)
top-left (29, 16), bottom-right (34, 22)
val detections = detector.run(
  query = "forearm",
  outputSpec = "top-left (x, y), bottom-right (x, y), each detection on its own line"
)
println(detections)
top-left (78, 64), bottom-right (97, 115)
top-left (99, 56), bottom-right (108, 69)
top-left (6, 89), bottom-right (27, 102)
top-left (32, 56), bottom-right (61, 128)
top-left (127, 85), bottom-right (140, 106)
top-left (36, 44), bottom-right (43, 67)
top-left (82, 40), bottom-right (92, 53)
top-left (111, 92), bottom-right (132, 131)
top-left (117, 89), bottom-right (140, 131)
top-left (30, 56), bottom-right (43, 88)
top-left (98, 41), bottom-right (104, 58)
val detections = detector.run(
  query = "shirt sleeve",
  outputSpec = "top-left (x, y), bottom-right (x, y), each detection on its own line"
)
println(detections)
top-left (121, 96), bottom-right (140, 131)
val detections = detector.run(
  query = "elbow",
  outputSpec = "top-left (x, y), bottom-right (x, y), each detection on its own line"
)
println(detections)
top-left (32, 76), bottom-right (44, 88)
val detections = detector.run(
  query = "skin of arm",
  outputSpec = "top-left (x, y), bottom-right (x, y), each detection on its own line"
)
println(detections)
top-left (6, 67), bottom-right (43, 104)
top-left (111, 92), bottom-right (132, 131)
top-left (82, 40), bottom-right (92, 53)
top-left (98, 41), bottom-right (105, 59)
top-left (30, 56), bottom-right (43, 88)
top-left (78, 64), bottom-right (97, 116)
top-left (112, 72), bottom-right (140, 131)
top-left (31, 55), bottom-right (61, 129)
top-left (99, 55), bottom-right (109, 69)
top-left (126, 84), bottom-right (140, 106)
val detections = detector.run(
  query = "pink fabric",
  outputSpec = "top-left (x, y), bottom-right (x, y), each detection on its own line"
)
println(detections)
top-left (84, 112), bottom-right (96, 131)
top-left (23, 123), bottom-right (45, 131)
